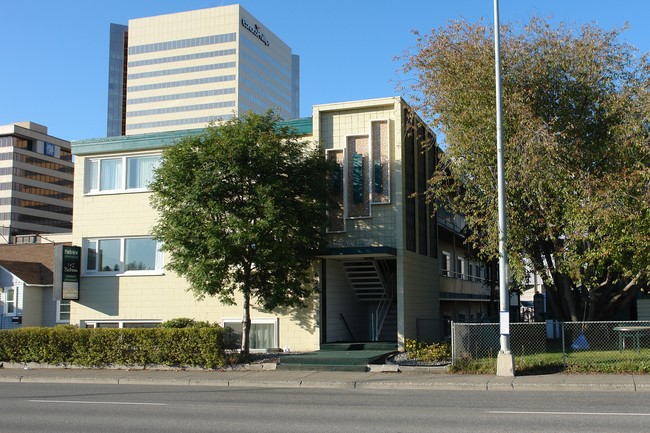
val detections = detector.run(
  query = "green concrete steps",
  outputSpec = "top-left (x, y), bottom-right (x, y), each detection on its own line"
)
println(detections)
top-left (277, 342), bottom-right (398, 372)
top-left (319, 342), bottom-right (397, 351)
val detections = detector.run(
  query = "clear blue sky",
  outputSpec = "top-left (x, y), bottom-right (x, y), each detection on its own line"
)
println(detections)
top-left (1, 0), bottom-right (648, 140)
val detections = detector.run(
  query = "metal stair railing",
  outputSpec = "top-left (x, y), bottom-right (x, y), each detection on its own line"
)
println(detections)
top-left (371, 275), bottom-right (395, 341)
top-left (371, 259), bottom-right (396, 341)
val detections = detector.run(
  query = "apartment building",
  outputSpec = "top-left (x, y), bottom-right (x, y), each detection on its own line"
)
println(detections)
top-left (71, 97), bottom-right (496, 350)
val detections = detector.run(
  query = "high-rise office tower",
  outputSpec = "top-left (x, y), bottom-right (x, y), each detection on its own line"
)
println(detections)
top-left (0, 122), bottom-right (73, 242)
top-left (107, 4), bottom-right (300, 136)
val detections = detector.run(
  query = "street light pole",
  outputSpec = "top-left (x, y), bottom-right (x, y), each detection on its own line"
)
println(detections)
top-left (493, 0), bottom-right (515, 377)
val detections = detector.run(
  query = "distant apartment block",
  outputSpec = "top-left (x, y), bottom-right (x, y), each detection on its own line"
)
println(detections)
top-left (107, 4), bottom-right (300, 136)
top-left (0, 122), bottom-right (73, 243)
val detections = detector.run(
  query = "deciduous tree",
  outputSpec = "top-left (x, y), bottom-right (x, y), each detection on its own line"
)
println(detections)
top-left (400, 17), bottom-right (649, 320)
top-left (150, 111), bottom-right (329, 352)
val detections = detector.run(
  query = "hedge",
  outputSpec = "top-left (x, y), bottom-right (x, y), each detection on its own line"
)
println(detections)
top-left (0, 326), bottom-right (227, 369)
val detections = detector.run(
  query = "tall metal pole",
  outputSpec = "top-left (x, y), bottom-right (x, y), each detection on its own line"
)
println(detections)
top-left (494, 0), bottom-right (515, 376)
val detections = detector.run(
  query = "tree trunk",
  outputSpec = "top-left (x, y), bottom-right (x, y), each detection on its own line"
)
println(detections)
top-left (557, 273), bottom-right (579, 321)
top-left (241, 291), bottom-right (252, 355)
top-left (597, 277), bottom-right (643, 320)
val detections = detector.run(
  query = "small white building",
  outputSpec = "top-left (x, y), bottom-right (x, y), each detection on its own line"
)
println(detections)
top-left (0, 240), bottom-right (71, 329)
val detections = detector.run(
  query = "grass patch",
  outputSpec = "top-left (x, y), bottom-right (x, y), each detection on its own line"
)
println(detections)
top-left (451, 348), bottom-right (650, 375)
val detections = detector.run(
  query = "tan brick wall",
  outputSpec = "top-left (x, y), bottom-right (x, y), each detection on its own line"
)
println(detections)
top-left (71, 153), bottom-right (319, 352)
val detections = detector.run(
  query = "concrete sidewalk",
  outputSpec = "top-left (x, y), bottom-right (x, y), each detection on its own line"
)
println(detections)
top-left (1, 366), bottom-right (650, 391)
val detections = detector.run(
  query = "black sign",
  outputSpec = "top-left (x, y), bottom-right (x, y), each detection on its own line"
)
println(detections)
top-left (241, 18), bottom-right (270, 47)
top-left (62, 246), bottom-right (80, 300)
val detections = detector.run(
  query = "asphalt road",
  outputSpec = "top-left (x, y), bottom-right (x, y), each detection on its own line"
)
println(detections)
top-left (1, 382), bottom-right (649, 433)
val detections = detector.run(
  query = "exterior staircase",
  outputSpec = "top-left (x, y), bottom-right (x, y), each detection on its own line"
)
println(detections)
top-left (340, 260), bottom-right (388, 301)
top-left (340, 259), bottom-right (396, 341)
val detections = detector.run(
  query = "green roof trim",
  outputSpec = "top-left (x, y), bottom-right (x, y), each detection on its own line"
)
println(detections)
top-left (278, 117), bottom-right (313, 135)
top-left (72, 117), bottom-right (314, 156)
top-left (72, 128), bottom-right (205, 156)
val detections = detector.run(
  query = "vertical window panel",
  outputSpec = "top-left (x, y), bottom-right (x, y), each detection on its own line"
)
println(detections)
top-left (57, 300), bottom-right (71, 322)
top-left (5, 287), bottom-right (16, 315)
top-left (99, 159), bottom-right (123, 191)
top-left (98, 239), bottom-right (121, 272)
top-left (326, 149), bottom-right (345, 232)
top-left (346, 135), bottom-right (370, 218)
top-left (370, 119), bottom-right (390, 203)
top-left (86, 240), bottom-right (97, 270)
top-left (127, 155), bottom-right (161, 189)
top-left (352, 153), bottom-right (364, 204)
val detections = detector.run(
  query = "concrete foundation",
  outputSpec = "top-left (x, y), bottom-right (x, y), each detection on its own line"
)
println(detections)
top-left (496, 351), bottom-right (515, 377)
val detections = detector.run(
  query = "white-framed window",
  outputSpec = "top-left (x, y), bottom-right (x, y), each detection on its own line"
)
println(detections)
top-left (441, 251), bottom-right (451, 277)
top-left (456, 257), bottom-right (467, 280)
top-left (56, 300), bottom-right (70, 323)
top-left (85, 153), bottom-right (161, 194)
top-left (222, 317), bottom-right (278, 351)
top-left (83, 236), bottom-right (163, 275)
top-left (4, 287), bottom-right (16, 316)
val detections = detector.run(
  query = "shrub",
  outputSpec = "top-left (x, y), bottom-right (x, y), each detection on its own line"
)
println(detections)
top-left (0, 326), bottom-right (227, 369)
top-left (405, 339), bottom-right (451, 363)
top-left (159, 318), bottom-right (215, 328)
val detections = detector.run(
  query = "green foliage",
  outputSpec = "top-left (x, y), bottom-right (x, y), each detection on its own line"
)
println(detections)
top-left (450, 350), bottom-right (650, 374)
top-left (400, 17), bottom-right (649, 320)
top-left (149, 110), bottom-right (329, 353)
top-left (159, 318), bottom-right (215, 328)
top-left (405, 339), bottom-right (451, 363)
top-left (0, 326), bottom-right (227, 369)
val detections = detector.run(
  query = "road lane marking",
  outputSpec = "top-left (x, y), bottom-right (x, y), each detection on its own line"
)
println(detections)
top-left (30, 399), bottom-right (166, 406)
top-left (488, 410), bottom-right (650, 417)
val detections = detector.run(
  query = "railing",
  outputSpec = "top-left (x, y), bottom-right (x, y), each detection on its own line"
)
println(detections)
top-left (339, 313), bottom-right (356, 342)
top-left (440, 269), bottom-right (490, 284)
top-left (370, 272), bottom-right (395, 341)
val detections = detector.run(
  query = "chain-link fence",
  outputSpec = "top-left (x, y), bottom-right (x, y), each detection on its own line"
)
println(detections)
top-left (452, 321), bottom-right (650, 370)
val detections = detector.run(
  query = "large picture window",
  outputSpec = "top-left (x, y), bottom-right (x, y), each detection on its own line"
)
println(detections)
top-left (85, 154), bottom-right (161, 194)
top-left (222, 318), bottom-right (278, 351)
top-left (84, 236), bottom-right (163, 275)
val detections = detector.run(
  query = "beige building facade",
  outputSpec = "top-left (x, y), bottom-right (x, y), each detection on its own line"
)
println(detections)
top-left (72, 97), bottom-right (492, 351)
